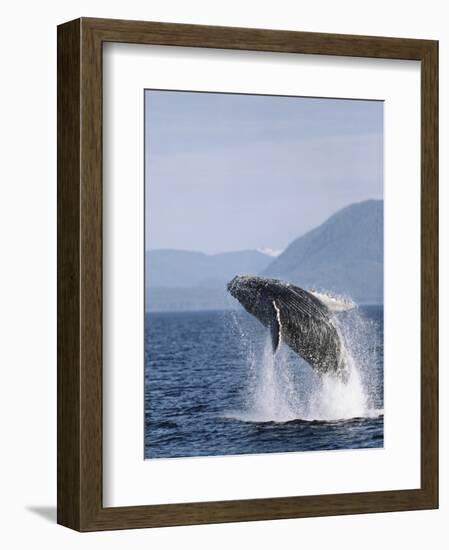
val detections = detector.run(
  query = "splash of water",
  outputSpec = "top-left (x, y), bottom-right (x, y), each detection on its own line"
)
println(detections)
top-left (228, 306), bottom-right (382, 424)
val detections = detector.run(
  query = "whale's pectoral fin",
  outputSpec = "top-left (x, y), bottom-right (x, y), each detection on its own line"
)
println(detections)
top-left (270, 317), bottom-right (280, 353)
top-left (270, 299), bottom-right (282, 353)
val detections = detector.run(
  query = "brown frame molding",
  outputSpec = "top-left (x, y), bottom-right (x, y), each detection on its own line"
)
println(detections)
top-left (57, 17), bottom-right (438, 531)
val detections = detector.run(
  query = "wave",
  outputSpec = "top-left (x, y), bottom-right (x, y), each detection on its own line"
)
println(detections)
top-left (222, 409), bottom-right (384, 425)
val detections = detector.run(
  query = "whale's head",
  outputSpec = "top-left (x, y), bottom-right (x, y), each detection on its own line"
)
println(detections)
top-left (227, 275), bottom-right (277, 323)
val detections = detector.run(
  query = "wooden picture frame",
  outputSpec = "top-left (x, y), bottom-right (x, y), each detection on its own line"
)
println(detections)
top-left (57, 17), bottom-right (438, 531)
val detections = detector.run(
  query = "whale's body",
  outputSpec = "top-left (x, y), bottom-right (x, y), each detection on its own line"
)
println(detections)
top-left (227, 275), bottom-right (351, 377)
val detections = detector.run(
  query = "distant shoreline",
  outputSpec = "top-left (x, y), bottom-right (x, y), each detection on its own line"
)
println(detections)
top-left (145, 303), bottom-right (384, 315)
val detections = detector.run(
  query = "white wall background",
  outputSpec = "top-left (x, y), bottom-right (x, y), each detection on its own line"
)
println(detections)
top-left (0, 0), bottom-right (446, 548)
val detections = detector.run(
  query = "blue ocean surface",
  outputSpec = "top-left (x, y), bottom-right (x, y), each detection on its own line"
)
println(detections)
top-left (144, 305), bottom-right (384, 459)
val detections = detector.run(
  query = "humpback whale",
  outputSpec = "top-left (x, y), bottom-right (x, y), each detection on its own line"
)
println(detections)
top-left (227, 275), bottom-right (353, 378)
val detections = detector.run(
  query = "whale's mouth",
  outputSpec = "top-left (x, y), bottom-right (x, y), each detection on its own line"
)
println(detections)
top-left (227, 275), bottom-right (269, 319)
top-left (227, 275), bottom-right (256, 300)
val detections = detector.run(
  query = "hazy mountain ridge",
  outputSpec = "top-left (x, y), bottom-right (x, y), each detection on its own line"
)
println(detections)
top-left (264, 199), bottom-right (383, 303)
top-left (146, 200), bottom-right (383, 311)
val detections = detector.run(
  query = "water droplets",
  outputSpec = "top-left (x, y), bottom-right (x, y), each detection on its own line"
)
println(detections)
top-left (230, 307), bottom-right (382, 423)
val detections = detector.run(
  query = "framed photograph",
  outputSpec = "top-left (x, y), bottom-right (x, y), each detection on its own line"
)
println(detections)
top-left (57, 17), bottom-right (438, 531)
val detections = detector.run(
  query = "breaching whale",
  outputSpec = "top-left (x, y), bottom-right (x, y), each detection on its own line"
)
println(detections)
top-left (227, 275), bottom-right (353, 378)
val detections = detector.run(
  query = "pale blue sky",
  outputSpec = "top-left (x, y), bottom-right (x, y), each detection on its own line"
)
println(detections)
top-left (145, 90), bottom-right (383, 254)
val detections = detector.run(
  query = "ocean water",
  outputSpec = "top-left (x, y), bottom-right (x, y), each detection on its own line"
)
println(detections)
top-left (144, 305), bottom-right (384, 459)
